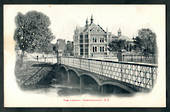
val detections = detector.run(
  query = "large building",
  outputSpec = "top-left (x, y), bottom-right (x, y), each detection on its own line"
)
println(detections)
top-left (73, 15), bottom-right (115, 58)
top-left (73, 15), bottom-right (134, 59)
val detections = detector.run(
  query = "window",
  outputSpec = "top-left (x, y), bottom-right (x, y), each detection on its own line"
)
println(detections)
top-left (80, 34), bottom-right (83, 43)
top-left (85, 52), bottom-right (88, 55)
top-left (95, 46), bottom-right (97, 52)
top-left (80, 44), bottom-right (83, 48)
top-left (100, 38), bottom-right (104, 43)
top-left (80, 44), bottom-right (83, 55)
top-left (100, 46), bottom-right (104, 52)
top-left (93, 46), bottom-right (97, 52)
top-left (85, 44), bottom-right (88, 55)
top-left (85, 44), bottom-right (88, 49)
top-left (93, 46), bottom-right (95, 52)
top-left (93, 37), bottom-right (97, 43)
top-left (80, 52), bottom-right (83, 56)
top-left (85, 34), bottom-right (88, 43)
top-left (80, 49), bottom-right (83, 55)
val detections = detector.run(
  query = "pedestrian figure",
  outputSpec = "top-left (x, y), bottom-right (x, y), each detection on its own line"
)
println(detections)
top-left (37, 55), bottom-right (39, 61)
top-left (45, 57), bottom-right (46, 62)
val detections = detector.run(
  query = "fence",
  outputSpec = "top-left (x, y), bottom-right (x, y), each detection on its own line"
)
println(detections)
top-left (122, 54), bottom-right (157, 64)
top-left (24, 54), bottom-right (57, 64)
top-left (60, 57), bottom-right (157, 89)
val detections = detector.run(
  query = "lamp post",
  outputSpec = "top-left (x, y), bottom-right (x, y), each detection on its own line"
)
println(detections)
top-left (53, 40), bottom-right (59, 64)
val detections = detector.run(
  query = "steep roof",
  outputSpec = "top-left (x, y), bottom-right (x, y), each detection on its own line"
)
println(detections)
top-left (76, 22), bottom-right (106, 34)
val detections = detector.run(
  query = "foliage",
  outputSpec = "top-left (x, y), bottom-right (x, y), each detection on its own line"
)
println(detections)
top-left (53, 44), bottom-right (58, 53)
top-left (14, 11), bottom-right (55, 54)
top-left (43, 43), bottom-right (54, 54)
top-left (108, 39), bottom-right (127, 52)
top-left (134, 28), bottom-right (157, 55)
top-left (64, 41), bottom-right (74, 56)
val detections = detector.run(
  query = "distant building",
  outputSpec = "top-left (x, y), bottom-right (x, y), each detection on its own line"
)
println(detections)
top-left (55, 39), bottom-right (66, 56)
top-left (116, 28), bottom-right (134, 52)
top-left (117, 28), bottom-right (133, 42)
top-left (73, 15), bottom-right (114, 58)
top-left (64, 41), bottom-right (74, 56)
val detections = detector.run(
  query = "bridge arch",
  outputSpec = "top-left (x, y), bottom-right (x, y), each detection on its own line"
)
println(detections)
top-left (59, 65), bottom-right (68, 71)
top-left (101, 81), bottom-right (134, 93)
top-left (57, 65), bottom-right (68, 84)
top-left (67, 69), bottom-right (80, 87)
top-left (79, 73), bottom-right (101, 86)
top-left (79, 73), bottom-right (101, 93)
top-left (67, 68), bottom-right (80, 77)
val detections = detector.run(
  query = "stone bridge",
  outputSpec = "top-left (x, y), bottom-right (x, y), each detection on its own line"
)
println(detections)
top-left (57, 57), bottom-right (157, 94)
top-left (58, 64), bottom-right (136, 94)
top-left (20, 56), bottom-right (158, 95)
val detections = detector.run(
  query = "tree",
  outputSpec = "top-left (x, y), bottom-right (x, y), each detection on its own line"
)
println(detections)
top-left (108, 39), bottom-right (127, 61)
top-left (14, 11), bottom-right (54, 64)
top-left (44, 43), bottom-right (54, 54)
top-left (108, 38), bottom-right (126, 52)
top-left (134, 28), bottom-right (157, 55)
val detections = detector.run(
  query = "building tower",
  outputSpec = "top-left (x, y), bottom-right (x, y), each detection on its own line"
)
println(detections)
top-left (118, 28), bottom-right (121, 37)
top-left (86, 18), bottom-right (89, 27)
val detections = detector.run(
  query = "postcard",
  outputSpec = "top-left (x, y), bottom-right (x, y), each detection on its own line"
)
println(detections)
top-left (4, 5), bottom-right (166, 107)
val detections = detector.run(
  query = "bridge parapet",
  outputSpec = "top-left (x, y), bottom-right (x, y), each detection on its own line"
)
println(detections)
top-left (60, 57), bottom-right (157, 90)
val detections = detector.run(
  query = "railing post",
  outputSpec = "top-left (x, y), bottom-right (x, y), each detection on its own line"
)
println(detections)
top-left (151, 66), bottom-right (154, 88)
top-left (63, 57), bottom-right (64, 64)
top-left (80, 58), bottom-right (81, 69)
top-left (67, 57), bottom-right (69, 65)
top-left (101, 61), bottom-right (103, 75)
top-left (88, 59), bottom-right (90, 71)
top-left (73, 58), bottom-right (74, 66)
top-left (121, 63), bottom-right (123, 81)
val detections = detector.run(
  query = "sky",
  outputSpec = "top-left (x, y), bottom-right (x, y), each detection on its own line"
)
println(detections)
top-left (4, 5), bottom-right (165, 44)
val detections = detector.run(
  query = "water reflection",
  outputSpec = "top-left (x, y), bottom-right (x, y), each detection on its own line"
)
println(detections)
top-left (23, 83), bottom-right (132, 97)
top-left (50, 84), bottom-right (80, 96)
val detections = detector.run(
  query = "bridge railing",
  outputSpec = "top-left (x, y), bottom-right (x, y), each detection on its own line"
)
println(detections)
top-left (60, 57), bottom-right (157, 89)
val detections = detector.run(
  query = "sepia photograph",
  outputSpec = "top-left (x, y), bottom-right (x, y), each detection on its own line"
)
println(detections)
top-left (4, 5), bottom-right (165, 107)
